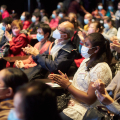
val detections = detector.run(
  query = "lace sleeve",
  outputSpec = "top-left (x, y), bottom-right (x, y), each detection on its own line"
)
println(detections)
top-left (89, 63), bottom-right (112, 86)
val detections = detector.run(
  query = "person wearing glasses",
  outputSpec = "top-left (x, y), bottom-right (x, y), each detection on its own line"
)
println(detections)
top-left (22, 21), bottom-right (77, 80)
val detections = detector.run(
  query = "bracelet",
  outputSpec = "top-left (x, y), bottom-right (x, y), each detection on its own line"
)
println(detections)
top-left (66, 83), bottom-right (72, 90)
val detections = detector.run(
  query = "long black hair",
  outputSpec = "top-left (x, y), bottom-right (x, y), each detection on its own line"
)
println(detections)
top-left (86, 33), bottom-right (112, 71)
top-left (17, 81), bottom-right (61, 120)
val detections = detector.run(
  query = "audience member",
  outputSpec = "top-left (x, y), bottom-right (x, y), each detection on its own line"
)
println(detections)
top-left (40, 9), bottom-right (49, 24)
top-left (84, 13), bottom-right (92, 31)
top-left (68, 12), bottom-right (83, 29)
top-left (0, 68), bottom-right (28, 120)
top-left (22, 21), bottom-right (77, 80)
top-left (15, 23), bottom-right (51, 69)
top-left (0, 5), bottom-right (10, 19)
top-left (102, 17), bottom-right (117, 41)
top-left (27, 12), bottom-right (41, 34)
top-left (92, 3), bottom-right (106, 19)
top-left (49, 10), bottom-right (59, 30)
top-left (57, 2), bottom-right (64, 11)
top-left (5, 20), bottom-right (30, 67)
top-left (106, 2), bottom-right (114, 18)
top-left (20, 12), bottom-right (31, 30)
top-left (67, 0), bottom-right (88, 15)
top-left (49, 33), bottom-right (112, 120)
top-left (8, 81), bottom-right (61, 120)
top-left (92, 77), bottom-right (120, 116)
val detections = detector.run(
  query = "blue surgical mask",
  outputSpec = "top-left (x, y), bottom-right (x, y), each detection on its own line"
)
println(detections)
top-left (1, 9), bottom-right (3, 13)
top-left (8, 109), bottom-right (23, 120)
top-left (98, 6), bottom-right (103, 10)
top-left (57, 5), bottom-right (61, 9)
top-left (2, 26), bottom-right (6, 32)
top-left (31, 17), bottom-right (36, 23)
top-left (37, 33), bottom-right (44, 42)
top-left (20, 15), bottom-right (25, 21)
top-left (52, 14), bottom-right (56, 19)
top-left (104, 23), bottom-right (109, 29)
top-left (108, 6), bottom-right (113, 11)
top-left (59, 13), bottom-right (63, 18)
top-left (84, 19), bottom-right (89, 24)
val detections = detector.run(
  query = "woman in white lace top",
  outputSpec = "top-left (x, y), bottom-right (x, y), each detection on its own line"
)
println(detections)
top-left (49, 33), bottom-right (112, 120)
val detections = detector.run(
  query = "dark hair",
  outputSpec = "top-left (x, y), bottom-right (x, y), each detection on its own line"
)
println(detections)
top-left (59, 8), bottom-right (66, 14)
top-left (2, 17), bottom-right (13, 25)
top-left (1, 5), bottom-right (7, 9)
top-left (86, 33), bottom-right (112, 71)
top-left (32, 12), bottom-right (41, 21)
top-left (39, 23), bottom-right (51, 38)
top-left (54, 9), bottom-right (59, 15)
top-left (17, 81), bottom-right (61, 120)
top-left (104, 17), bottom-right (114, 26)
top-left (3, 68), bottom-right (28, 93)
top-left (91, 21), bottom-right (103, 33)
top-left (24, 12), bottom-right (30, 21)
top-left (11, 13), bottom-right (19, 20)
top-left (98, 2), bottom-right (103, 6)
top-left (34, 8), bottom-right (40, 13)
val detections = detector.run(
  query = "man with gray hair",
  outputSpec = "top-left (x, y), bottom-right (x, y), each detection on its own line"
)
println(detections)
top-left (22, 21), bottom-right (77, 80)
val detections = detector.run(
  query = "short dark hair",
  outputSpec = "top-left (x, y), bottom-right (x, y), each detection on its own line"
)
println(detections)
top-left (2, 17), bottom-right (13, 25)
top-left (17, 81), bottom-right (60, 120)
top-left (32, 12), bottom-right (41, 21)
top-left (39, 23), bottom-right (51, 38)
top-left (1, 5), bottom-right (7, 9)
top-left (91, 21), bottom-right (103, 33)
top-left (24, 12), bottom-right (31, 21)
top-left (3, 68), bottom-right (28, 93)
top-left (104, 17), bottom-right (114, 26)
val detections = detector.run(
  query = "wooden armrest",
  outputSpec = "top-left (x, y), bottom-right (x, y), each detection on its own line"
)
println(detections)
top-left (3, 55), bottom-right (30, 62)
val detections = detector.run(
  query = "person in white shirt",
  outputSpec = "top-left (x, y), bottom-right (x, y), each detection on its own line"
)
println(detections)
top-left (49, 33), bottom-right (112, 120)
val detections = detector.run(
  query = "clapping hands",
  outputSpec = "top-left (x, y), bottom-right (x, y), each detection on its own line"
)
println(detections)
top-left (22, 44), bottom-right (39, 56)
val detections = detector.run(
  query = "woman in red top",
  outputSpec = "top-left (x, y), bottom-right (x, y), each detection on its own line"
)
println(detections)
top-left (20, 12), bottom-right (31, 30)
top-left (5, 20), bottom-right (30, 67)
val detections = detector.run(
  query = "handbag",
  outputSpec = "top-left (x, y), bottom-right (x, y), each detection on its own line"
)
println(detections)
top-left (57, 92), bottom-right (71, 113)
top-left (83, 106), bottom-right (117, 120)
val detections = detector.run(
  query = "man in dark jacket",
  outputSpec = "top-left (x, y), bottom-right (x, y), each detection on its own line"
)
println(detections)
top-left (22, 21), bottom-right (77, 80)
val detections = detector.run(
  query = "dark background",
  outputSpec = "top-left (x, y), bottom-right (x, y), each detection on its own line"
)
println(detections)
top-left (0, 0), bottom-right (118, 18)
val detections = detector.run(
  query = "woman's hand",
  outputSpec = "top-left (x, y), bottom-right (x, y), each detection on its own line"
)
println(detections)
top-left (15, 60), bottom-right (24, 68)
top-left (48, 70), bottom-right (69, 81)
top-left (95, 89), bottom-right (114, 105)
top-left (92, 79), bottom-right (105, 94)
top-left (22, 44), bottom-right (39, 56)
top-left (110, 36), bottom-right (118, 42)
top-left (92, 79), bottom-right (114, 105)
top-left (5, 31), bottom-right (12, 41)
top-left (78, 31), bottom-right (86, 43)
top-left (52, 74), bottom-right (70, 89)
top-left (110, 40), bottom-right (120, 53)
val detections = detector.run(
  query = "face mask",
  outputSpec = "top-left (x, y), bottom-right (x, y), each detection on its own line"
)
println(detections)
top-left (98, 6), bottom-right (103, 10)
top-left (57, 5), bottom-right (61, 9)
top-left (8, 109), bottom-right (23, 120)
top-left (118, 6), bottom-right (120, 9)
top-left (2, 26), bottom-right (6, 32)
top-left (59, 13), bottom-right (63, 18)
top-left (12, 29), bottom-right (20, 36)
top-left (37, 33), bottom-right (44, 42)
top-left (1, 9), bottom-right (3, 13)
top-left (104, 23), bottom-right (109, 29)
top-left (81, 46), bottom-right (95, 59)
top-left (84, 19), bottom-right (89, 24)
top-left (20, 15), bottom-right (25, 21)
top-left (108, 6), bottom-right (113, 10)
top-left (52, 14), bottom-right (56, 19)
top-left (52, 29), bottom-right (66, 39)
top-left (31, 17), bottom-right (36, 23)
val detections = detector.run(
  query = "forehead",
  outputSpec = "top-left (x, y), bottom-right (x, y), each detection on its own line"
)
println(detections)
top-left (37, 28), bottom-right (43, 33)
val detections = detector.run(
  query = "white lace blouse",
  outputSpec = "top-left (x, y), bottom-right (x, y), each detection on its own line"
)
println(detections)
top-left (63, 59), bottom-right (112, 120)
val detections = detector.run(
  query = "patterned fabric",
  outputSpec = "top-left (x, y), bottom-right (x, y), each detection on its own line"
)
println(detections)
top-left (63, 59), bottom-right (112, 120)
top-left (0, 42), bottom-right (10, 57)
